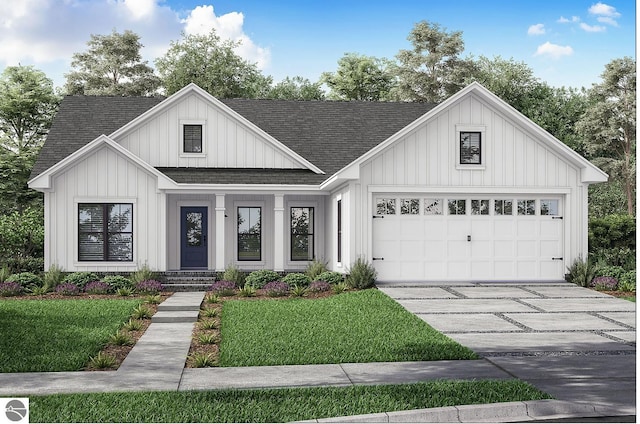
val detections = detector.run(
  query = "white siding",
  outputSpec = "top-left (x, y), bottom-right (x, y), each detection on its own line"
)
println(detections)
top-left (117, 93), bottom-right (304, 169)
top-left (47, 146), bottom-right (166, 272)
top-left (358, 93), bottom-right (587, 275)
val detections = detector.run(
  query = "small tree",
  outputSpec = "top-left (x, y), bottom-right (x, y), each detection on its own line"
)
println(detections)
top-left (321, 53), bottom-right (395, 101)
top-left (64, 29), bottom-right (160, 96)
top-left (155, 30), bottom-right (272, 98)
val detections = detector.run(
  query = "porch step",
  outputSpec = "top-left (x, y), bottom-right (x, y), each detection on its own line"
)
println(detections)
top-left (152, 292), bottom-right (205, 323)
top-left (162, 271), bottom-right (217, 292)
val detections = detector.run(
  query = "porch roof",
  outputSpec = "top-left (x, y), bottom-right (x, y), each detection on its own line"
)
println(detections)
top-left (157, 167), bottom-right (325, 185)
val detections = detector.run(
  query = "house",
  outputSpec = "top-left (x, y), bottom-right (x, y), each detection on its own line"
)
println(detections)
top-left (28, 82), bottom-right (607, 282)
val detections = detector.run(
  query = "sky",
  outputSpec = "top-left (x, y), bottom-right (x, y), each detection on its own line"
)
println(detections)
top-left (0, 0), bottom-right (635, 91)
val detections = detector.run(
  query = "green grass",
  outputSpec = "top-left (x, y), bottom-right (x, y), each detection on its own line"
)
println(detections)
top-left (622, 296), bottom-right (636, 302)
top-left (0, 299), bottom-right (142, 372)
top-left (30, 380), bottom-right (552, 423)
top-left (218, 289), bottom-right (477, 366)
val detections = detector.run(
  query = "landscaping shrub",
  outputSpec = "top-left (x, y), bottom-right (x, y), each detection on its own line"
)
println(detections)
top-left (222, 264), bottom-right (246, 287)
top-left (0, 266), bottom-right (10, 283)
top-left (209, 280), bottom-right (237, 296)
top-left (85, 281), bottom-right (111, 294)
top-left (314, 271), bottom-right (344, 285)
top-left (589, 214), bottom-right (636, 270)
top-left (619, 271), bottom-right (636, 292)
top-left (245, 270), bottom-right (281, 289)
top-left (237, 283), bottom-right (256, 297)
top-left (594, 265), bottom-right (626, 280)
top-left (290, 285), bottom-right (307, 297)
top-left (131, 264), bottom-right (157, 284)
top-left (135, 280), bottom-right (164, 295)
top-left (101, 275), bottom-right (132, 291)
top-left (43, 264), bottom-right (64, 290)
top-left (6, 272), bottom-right (43, 289)
top-left (55, 283), bottom-right (80, 296)
top-left (4, 257), bottom-right (45, 274)
top-left (305, 259), bottom-right (328, 280)
top-left (263, 281), bottom-right (290, 297)
top-left (565, 256), bottom-right (597, 287)
top-left (590, 276), bottom-right (618, 291)
top-left (62, 272), bottom-right (99, 290)
top-left (282, 272), bottom-right (311, 287)
top-left (591, 247), bottom-right (635, 270)
top-left (308, 281), bottom-right (331, 293)
top-left (346, 257), bottom-right (377, 289)
top-left (0, 281), bottom-right (23, 296)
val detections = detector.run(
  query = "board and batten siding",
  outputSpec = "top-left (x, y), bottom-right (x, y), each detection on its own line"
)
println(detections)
top-left (46, 145), bottom-right (166, 272)
top-left (357, 93), bottom-right (587, 269)
top-left (117, 92), bottom-right (304, 169)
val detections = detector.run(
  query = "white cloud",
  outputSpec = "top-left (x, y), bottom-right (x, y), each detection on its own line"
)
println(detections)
top-left (580, 22), bottom-right (607, 32)
top-left (534, 42), bottom-right (574, 59)
top-left (182, 5), bottom-right (270, 69)
top-left (588, 2), bottom-right (621, 26)
top-left (528, 24), bottom-right (545, 35)
top-left (557, 15), bottom-right (580, 23)
top-left (119, 0), bottom-right (157, 21)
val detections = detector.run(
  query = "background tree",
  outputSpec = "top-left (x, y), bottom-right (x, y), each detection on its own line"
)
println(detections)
top-left (64, 29), bottom-right (160, 96)
top-left (156, 30), bottom-right (272, 98)
top-left (577, 57), bottom-right (636, 215)
top-left (0, 65), bottom-right (59, 154)
top-left (321, 53), bottom-right (395, 101)
top-left (266, 76), bottom-right (325, 100)
top-left (394, 21), bottom-right (477, 102)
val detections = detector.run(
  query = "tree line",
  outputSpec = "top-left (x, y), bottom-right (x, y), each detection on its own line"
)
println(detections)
top-left (0, 21), bottom-right (635, 229)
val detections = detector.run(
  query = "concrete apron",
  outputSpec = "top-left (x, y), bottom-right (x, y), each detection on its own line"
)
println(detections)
top-left (378, 282), bottom-right (636, 415)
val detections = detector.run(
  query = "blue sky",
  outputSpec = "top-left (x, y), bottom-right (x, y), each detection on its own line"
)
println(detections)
top-left (0, 0), bottom-right (635, 90)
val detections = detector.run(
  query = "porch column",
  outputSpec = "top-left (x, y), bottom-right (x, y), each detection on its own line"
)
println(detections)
top-left (273, 194), bottom-right (285, 272)
top-left (215, 194), bottom-right (226, 271)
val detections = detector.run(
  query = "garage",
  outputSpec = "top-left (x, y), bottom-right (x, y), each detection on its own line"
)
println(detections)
top-left (372, 195), bottom-right (564, 282)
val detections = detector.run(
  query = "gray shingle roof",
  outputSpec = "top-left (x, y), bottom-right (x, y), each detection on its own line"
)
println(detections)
top-left (31, 95), bottom-right (436, 185)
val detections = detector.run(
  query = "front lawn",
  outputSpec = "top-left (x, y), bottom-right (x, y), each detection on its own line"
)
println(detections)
top-left (218, 289), bottom-right (477, 366)
top-left (0, 299), bottom-right (142, 372)
top-left (30, 380), bottom-right (551, 423)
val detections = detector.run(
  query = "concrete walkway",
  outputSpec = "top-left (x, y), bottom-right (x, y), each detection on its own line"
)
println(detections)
top-left (0, 286), bottom-right (635, 422)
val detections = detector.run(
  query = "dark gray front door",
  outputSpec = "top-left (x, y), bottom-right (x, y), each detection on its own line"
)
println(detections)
top-left (180, 206), bottom-right (208, 269)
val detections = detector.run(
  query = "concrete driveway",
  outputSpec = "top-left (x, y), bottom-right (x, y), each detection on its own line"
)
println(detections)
top-left (377, 281), bottom-right (636, 414)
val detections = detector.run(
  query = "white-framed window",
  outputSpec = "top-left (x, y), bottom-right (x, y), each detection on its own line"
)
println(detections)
top-left (494, 199), bottom-right (513, 216)
top-left (455, 125), bottom-right (486, 169)
top-left (517, 199), bottom-right (536, 216)
top-left (237, 206), bottom-right (262, 261)
top-left (180, 120), bottom-right (206, 156)
top-left (540, 199), bottom-right (560, 216)
top-left (424, 198), bottom-right (443, 215)
top-left (290, 206), bottom-right (314, 261)
top-left (448, 199), bottom-right (467, 215)
top-left (376, 198), bottom-right (396, 215)
top-left (78, 203), bottom-right (133, 262)
top-left (400, 198), bottom-right (420, 215)
top-left (470, 199), bottom-right (490, 215)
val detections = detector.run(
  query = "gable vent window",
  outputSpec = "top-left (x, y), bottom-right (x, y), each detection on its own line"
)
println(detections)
top-left (183, 124), bottom-right (203, 153)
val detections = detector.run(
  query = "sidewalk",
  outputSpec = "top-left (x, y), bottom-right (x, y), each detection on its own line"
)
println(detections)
top-left (0, 291), bottom-right (633, 422)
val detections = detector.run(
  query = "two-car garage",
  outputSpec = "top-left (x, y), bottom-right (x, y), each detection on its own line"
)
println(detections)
top-left (372, 194), bottom-right (565, 282)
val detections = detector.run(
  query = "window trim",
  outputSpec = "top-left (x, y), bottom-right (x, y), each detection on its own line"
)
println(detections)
top-left (455, 125), bottom-right (486, 169)
top-left (77, 202), bottom-right (134, 262)
top-left (179, 119), bottom-right (206, 157)
top-left (290, 206), bottom-right (315, 262)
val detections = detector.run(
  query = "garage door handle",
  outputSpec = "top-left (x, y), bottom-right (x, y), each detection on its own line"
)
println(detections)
top-left (552, 257), bottom-right (563, 260)
top-left (373, 215), bottom-right (385, 219)
top-left (373, 257), bottom-right (384, 261)
top-left (467, 235), bottom-right (471, 242)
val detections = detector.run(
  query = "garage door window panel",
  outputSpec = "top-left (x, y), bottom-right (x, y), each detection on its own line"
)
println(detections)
top-left (540, 200), bottom-right (559, 216)
top-left (495, 200), bottom-right (513, 216)
top-left (518, 200), bottom-right (536, 216)
top-left (448, 199), bottom-right (466, 215)
top-left (471, 199), bottom-right (490, 215)
top-left (424, 198), bottom-right (443, 215)
top-left (376, 198), bottom-right (396, 215)
top-left (401, 198), bottom-right (420, 215)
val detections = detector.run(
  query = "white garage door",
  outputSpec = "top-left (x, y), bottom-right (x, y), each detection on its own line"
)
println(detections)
top-left (372, 195), bottom-right (564, 281)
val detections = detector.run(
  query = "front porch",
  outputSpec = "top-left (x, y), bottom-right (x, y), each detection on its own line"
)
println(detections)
top-left (166, 193), bottom-right (327, 273)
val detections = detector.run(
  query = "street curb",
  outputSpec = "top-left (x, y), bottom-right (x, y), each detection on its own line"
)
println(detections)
top-left (296, 400), bottom-right (630, 423)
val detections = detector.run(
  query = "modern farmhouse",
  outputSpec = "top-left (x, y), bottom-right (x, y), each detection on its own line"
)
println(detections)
top-left (29, 82), bottom-right (607, 282)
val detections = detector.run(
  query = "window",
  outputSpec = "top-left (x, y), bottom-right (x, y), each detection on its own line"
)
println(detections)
top-left (518, 200), bottom-right (536, 216)
top-left (448, 199), bottom-right (466, 215)
top-left (376, 198), bottom-right (396, 215)
top-left (400, 198), bottom-right (420, 215)
top-left (78, 203), bottom-right (133, 261)
top-left (183, 124), bottom-right (203, 153)
top-left (237, 207), bottom-right (261, 261)
top-left (494, 200), bottom-right (513, 216)
top-left (540, 200), bottom-right (559, 216)
top-left (337, 200), bottom-right (342, 263)
top-left (460, 132), bottom-right (481, 164)
top-left (291, 207), bottom-right (314, 261)
top-left (471, 199), bottom-right (490, 215)
top-left (424, 198), bottom-right (443, 215)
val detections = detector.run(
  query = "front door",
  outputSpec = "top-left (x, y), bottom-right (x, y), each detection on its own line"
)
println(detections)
top-left (180, 206), bottom-right (208, 269)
